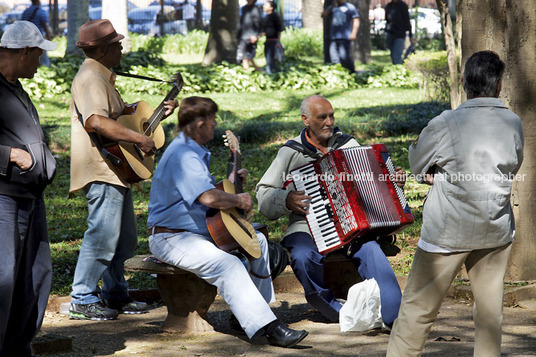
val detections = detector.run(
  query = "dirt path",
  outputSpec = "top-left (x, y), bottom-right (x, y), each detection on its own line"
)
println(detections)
top-left (38, 292), bottom-right (536, 356)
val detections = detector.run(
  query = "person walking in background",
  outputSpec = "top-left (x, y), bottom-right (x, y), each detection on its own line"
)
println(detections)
top-left (181, 0), bottom-right (196, 32)
top-left (261, 1), bottom-right (284, 74)
top-left (321, 0), bottom-right (359, 73)
top-left (0, 21), bottom-right (57, 357)
top-left (21, 0), bottom-right (52, 67)
top-left (237, 0), bottom-right (262, 71)
top-left (387, 51), bottom-right (524, 357)
top-left (385, 0), bottom-right (414, 64)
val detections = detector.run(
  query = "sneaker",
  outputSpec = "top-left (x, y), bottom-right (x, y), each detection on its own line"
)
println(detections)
top-left (69, 301), bottom-right (118, 321)
top-left (104, 297), bottom-right (148, 315)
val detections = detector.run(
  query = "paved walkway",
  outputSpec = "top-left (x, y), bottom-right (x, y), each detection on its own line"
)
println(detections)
top-left (37, 274), bottom-right (536, 356)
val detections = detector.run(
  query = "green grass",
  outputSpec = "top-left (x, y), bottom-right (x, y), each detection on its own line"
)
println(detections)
top-left (43, 86), bottom-right (441, 295)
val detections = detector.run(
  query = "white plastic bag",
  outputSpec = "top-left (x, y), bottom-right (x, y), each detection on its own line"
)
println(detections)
top-left (339, 278), bottom-right (383, 332)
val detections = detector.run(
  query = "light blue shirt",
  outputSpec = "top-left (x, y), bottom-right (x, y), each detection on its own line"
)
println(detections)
top-left (147, 132), bottom-right (216, 235)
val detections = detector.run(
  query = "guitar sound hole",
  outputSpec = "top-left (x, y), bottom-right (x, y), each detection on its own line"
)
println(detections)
top-left (142, 122), bottom-right (151, 135)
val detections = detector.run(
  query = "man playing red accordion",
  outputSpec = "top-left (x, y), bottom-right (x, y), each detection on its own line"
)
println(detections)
top-left (256, 95), bottom-right (406, 326)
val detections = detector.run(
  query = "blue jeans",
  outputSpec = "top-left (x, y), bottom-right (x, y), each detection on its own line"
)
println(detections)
top-left (329, 39), bottom-right (355, 72)
top-left (386, 33), bottom-right (405, 65)
top-left (71, 183), bottom-right (138, 305)
top-left (264, 39), bottom-right (279, 74)
top-left (0, 195), bottom-right (51, 357)
top-left (282, 232), bottom-right (401, 325)
top-left (149, 230), bottom-right (277, 339)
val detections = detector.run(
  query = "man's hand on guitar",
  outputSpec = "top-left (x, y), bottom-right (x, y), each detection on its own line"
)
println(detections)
top-left (229, 168), bottom-right (249, 184)
top-left (163, 99), bottom-right (179, 118)
top-left (286, 190), bottom-right (312, 215)
top-left (236, 192), bottom-right (254, 212)
top-left (135, 134), bottom-right (156, 155)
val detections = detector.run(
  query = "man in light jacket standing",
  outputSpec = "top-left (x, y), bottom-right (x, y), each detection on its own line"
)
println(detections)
top-left (387, 51), bottom-right (524, 357)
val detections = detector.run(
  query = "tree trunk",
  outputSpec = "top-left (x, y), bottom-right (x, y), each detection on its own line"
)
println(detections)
top-left (462, 0), bottom-right (536, 280)
top-left (436, 0), bottom-right (460, 108)
top-left (302, 0), bottom-right (323, 30)
top-left (66, 0), bottom-right (89, 56)
top-left (323, 0), bottom-right (333, 63)
top-left (354, 0), bottom-right (371, 64)
top-left (102, 0), bottom-right (130, 52)
top-left (202, 0), bottom-right (239, 65)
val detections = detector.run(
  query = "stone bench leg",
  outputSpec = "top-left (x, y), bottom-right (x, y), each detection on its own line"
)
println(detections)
top-left (157, 272), bottom-right (217, 334)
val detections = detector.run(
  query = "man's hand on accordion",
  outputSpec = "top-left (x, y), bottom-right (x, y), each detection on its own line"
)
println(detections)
top-left (286, 190), bottom-right (313, 215)
top-left (392, 166), bottom-right (407, 188)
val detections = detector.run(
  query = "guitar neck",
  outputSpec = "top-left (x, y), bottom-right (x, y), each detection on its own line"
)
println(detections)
top-left (229, 151), bottom-right (243, 193)
top-left (146, 83), bottom-right (182, 134)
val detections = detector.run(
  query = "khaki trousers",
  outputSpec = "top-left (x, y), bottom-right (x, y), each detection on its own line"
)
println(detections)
top-left (387, 243), bottom-right (512, 357)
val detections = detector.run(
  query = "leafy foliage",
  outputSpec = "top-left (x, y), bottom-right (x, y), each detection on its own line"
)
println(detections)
top-left (22, 29), bottom-right (423, 100)
top-left (405, 51), bottom-right (450, 102)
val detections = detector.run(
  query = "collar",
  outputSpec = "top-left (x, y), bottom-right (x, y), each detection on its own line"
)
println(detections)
top-left (177, 131), bottom-right (211, 159)
top-left (457, 97), bottom-right (508, 110)
top-left (299, 127), bottom-right (344, 154)
top-left (82, 58), bottom-right (116, 85)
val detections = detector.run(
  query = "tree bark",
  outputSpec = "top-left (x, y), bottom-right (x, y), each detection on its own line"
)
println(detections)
top-left (66, 0), bottom-right (89, 56)
top-left (202, 0), bottom-right (239, 65)
top-left (354, 0), bottom-right (371, 64)
top-left (462, 0), bottom-right (536, 280)
top-left (436, 0), bottom-right (460, 109)
top-left (102, 0), bottom-right (130, 52)
top-left (302, 0), bottom-right (323, 30)
top-left (323, 0), bottom-right (333, 63)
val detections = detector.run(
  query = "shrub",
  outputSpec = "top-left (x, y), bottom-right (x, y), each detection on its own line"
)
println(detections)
top-left (405, 51), bottom-right (450, 102)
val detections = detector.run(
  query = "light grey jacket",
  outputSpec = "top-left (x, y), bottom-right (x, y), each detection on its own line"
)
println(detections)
top-left (410, 97), bottom-right (524, 250)
top-left (256, 129), bottom-right (359, 238)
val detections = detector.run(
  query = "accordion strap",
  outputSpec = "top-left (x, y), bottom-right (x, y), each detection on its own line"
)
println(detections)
top-left (283, 140), bottom-right (322, 159)
top-left (283, 133), bottom-right (354, 159)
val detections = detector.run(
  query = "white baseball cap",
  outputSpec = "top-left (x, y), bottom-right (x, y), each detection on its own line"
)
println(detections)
top-left (0, 21), bottom-right (57, 51)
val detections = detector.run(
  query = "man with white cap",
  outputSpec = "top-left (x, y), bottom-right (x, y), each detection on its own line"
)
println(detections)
top-left (0, 20), bottom-right (57, 357)
top-left (68, 19), bottom-right (178, 321)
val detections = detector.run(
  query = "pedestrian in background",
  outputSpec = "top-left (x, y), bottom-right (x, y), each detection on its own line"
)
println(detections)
top-left (321, 0), bottom-right (359, 73)
top-left (21, 0), bottom-right (52, 67)
top-left (385, 0), bottom-right (414, 64)
top-left (261, 1), bottom-right (284, 74)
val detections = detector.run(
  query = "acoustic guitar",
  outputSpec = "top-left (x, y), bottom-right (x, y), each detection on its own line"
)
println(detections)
top-left (105, 73), bottom-right (184, 183)
top-left (206, 131), bottom-right (261, 260)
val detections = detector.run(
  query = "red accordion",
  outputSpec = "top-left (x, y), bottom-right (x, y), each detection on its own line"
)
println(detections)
top-left (290, 144), bottom-right (414, 255)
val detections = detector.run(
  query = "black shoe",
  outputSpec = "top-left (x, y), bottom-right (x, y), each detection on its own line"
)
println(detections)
top-left (69, 301), bottom-right (118, 321)
top-left (265, 321), bottom-right (309, 348)
top-left (104, 297), bottom-right (148, 314)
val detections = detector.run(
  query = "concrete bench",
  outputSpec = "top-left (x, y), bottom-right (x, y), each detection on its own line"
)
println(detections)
top-left (124, 254), bottom-right (217, 334)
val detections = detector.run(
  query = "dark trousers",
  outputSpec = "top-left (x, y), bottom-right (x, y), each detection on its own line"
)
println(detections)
top-left (329, 39), bottom-right (355, 73)
top-left (282, 232), bottom-right (401, 325)
top-left (0, 195), bottom-right (52, 357)
top-left (264, 39), bottom-right (279, 74)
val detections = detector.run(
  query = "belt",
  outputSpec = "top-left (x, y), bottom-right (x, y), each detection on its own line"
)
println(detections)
top-left (148, 227), bottom-right (187, 236)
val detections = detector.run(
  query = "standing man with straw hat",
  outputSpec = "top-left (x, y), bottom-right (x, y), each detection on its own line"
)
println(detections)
top-left (68, 19), bottom-right (178, 321)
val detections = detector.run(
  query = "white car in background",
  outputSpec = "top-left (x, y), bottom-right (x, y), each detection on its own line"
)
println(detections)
top-left (128, 5), bottom-right (187, 36)
top-left (410, 8), bottom-right (442, 37)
